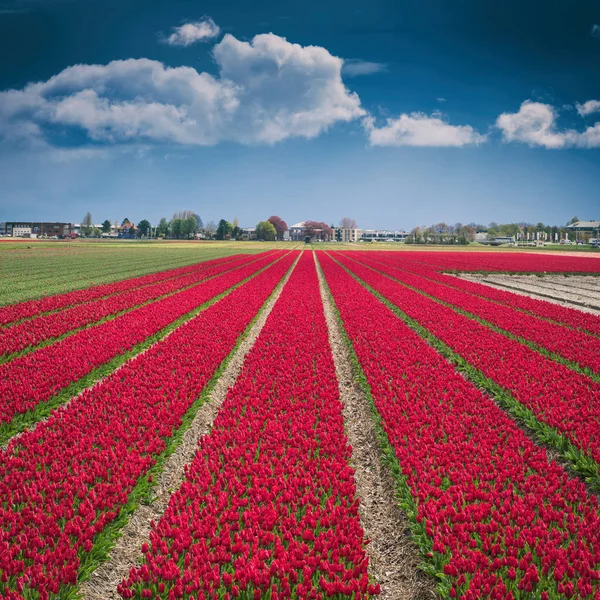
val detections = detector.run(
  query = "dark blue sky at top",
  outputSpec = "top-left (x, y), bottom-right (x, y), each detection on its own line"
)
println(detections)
top-left (1, 0), bottom-right (599, 228)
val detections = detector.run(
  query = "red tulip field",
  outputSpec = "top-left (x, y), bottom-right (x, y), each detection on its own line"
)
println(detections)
top-left (1, 247), bottom-right (600, 599)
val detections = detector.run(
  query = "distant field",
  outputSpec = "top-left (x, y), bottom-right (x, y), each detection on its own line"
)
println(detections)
top-left (0, 239), bottom-right (296, 305)
top-left (2, 238), bottom-right (597, 305)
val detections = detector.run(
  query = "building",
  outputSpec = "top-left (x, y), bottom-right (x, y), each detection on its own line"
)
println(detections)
top-left (240, 227), bottom-right (257, 241)
top-left (566, 221), bottom-right (600, 234)
top-left (336, 228), bottom-right (361, 243)
top-left (3, 221), bottom-right (73, 238)
top-left (289, 222), bottom-right (307, 241)
top-left (360, 229), bottom-right (408, 242)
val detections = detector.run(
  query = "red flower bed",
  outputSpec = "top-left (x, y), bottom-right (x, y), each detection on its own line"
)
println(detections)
top-left (0, 252), bottom-right (296, 598)
top-left (0, 253), bottom-right (254, 327)
top-left (334, 253), bottom-right (600, 464)
top-left (385, 251), bottom-right (600, 274)
top-left (0, 252), bottom-right (283, 426)
top-left (319, 252), bottom-right (600, 599)
top-left (0, 254), bottom-right (264, 358)
top-left (350, 251), bottom-right (600, 336)
top-left (118, 253), bottom-right (377, 600)
top-left (345, 253), bottom-right (600, 373)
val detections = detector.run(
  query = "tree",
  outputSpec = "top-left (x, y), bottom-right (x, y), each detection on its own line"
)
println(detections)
top-left (101, 220), bottom-right (111, 233)
top-left (182, 215), bottom-right (197, 239)
top-left (121, 217), bottom-right (130, 226)
top-left (82, 212), bottom-right (93, 236)
top-left (233, 217), bottom-right (239, 229)
top-left (192, 213), bottom-right (203, 231)
top-left (567, 216), bottom-right (579, 225)
top-left (205, 220), bottom-right (217, 238)
top-left (137, 219), bottom-right (151, 237)
top-left (267, 216), bottom-right (288, 240)
top-left (171, 219), bottom-right (183, 239)
top-left (339, 217), bottom-right (357, 229)
top-left (304, 221), bottom-right (333, 241)
top-left (216, 219), bottom-right (233, 240)
top-left (157, 218), bottom-right (169, 237)
top-left (256, 220), bottom-right (277, 241)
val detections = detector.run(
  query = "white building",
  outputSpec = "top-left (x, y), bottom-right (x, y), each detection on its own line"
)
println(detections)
top-left (338, 228), bottom-right (361, 242)
top-left (360, 229), bottom-right (408, 242)
top-left (289, 222), bottom-right (307, 241)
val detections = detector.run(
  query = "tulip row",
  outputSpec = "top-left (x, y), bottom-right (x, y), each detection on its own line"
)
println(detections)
top-left (118, 252), bottom-right (378, 600)
top-left (350, 251), bottom-right (600, 337)
top-left (333, 253), bottom-right (600, 470)
top-left (390, 250), bottom-right (600, 274)
top-left (0, 252), bottom-right (284, 443)
top-left (344, 253), bottom-right (600, 374)
top-left (340, 257), bottom-right (600, 461)
top-left (0, 254), bottom-right (264, 360)
top-left (319, 251), bottom-right (600, 600)
top-left (0, 253), bottom-right (248, 327)
top-left (0, 251), bottom-right (298, 599)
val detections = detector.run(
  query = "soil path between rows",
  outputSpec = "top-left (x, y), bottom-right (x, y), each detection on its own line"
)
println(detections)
top-left (460, 273), bottom-right (600, 315)
top-left (80, 253), bottom-right (301, 600)
top-left (314, 252), bottom-right (438, 600)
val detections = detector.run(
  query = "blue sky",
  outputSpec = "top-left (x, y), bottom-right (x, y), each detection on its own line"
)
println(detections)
top-left (1, 0), bottom-right (599, 229)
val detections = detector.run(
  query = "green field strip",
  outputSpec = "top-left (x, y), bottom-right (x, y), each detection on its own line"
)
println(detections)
top-left (0, 254), bottom-right (275, 366)
top-left (349, 253), bottom-right (600, 339)
top-left (65, 252), bottom-right (301, 600)
top-left (0, 247), bottom-right (266, 306)
top-left (340, 253), bottom-right (600, 383)
top-left (0, 252), bottom-right (292, 447)
top-left (0, 254), bottom-right (245, 330)
top-left (314, 253), bottom-right (452, 598)
top-left (329, 253), bottom-right (600, 497)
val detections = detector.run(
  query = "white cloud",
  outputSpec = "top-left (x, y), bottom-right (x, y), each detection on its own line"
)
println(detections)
top-left (576, 99), bottom-right (600, 116)
top-left (497, 100), bottom-right (600, 148)
top-left (592, 24), bottom-right (600, 39)
top-left (163, 17), bottom-right (220, 47)
top-left (364, 112), bottom-right (486, 147)
top-left (0, 33), bottom-right (365, 148)
top-left (437, 97), bottom-right (447, 103)
top-left (496, 101), bottom-right (569, 148)
top-left (342, 59), bottom-right (387, 77)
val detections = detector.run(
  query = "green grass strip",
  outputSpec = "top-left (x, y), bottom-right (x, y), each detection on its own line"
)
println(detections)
top-left (0, 253), bottom-right (288, 447)
top-left (341, 253), bottom-right (600, 383)
top-left (0, 254), bottom-right (272, 365)
top-left (328, 253), bottom-right (600, 496)
top-left (0, 254), bottom-right (244, 330)
top-left (62, 251), bottom-right (300, 600)
top-left (314, 253), bottom-right (452, 598)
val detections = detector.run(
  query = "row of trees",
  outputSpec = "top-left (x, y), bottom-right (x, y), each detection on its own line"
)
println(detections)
top-left (406, 216), bottom-right (590, 245)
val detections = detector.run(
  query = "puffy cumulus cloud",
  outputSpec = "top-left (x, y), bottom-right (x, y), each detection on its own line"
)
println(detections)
top-left (0, 33), bottom-right (365, 148)
top-left (496, 100), bottom-right (600, 148)
top-left (576, 99), bottom-right (600, 116)
top-left (163, 17), bottom-right (220, 47)
top-left (364, 112), bottom-right (486, 147)
top-left (341, 59), bottom-right (387, 77)
top-left (496, 101), bottom-right (569, 148)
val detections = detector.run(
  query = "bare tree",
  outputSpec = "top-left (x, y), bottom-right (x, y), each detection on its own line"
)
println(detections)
top-left (339, 217), bottom-right (357, 229)
top-left (205, 220), bottom-right (217, 238)
top-left (82, 212), bottom-right (93, 236)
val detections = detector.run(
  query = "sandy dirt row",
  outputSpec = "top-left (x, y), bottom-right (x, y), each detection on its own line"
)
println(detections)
top-left (462, 274), bottom-right (600, 315)
top-left (315, 253), bottom-right (437, 600)
top-left (81, 254), bottom-right (301, 600)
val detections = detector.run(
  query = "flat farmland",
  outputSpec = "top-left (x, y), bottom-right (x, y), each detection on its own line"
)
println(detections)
top-left (2, 245), bottom-right (600, 600)
top-left (0, 240), bottom-right (297, 306)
